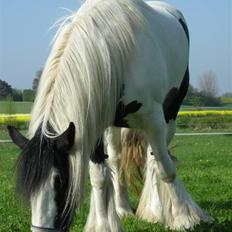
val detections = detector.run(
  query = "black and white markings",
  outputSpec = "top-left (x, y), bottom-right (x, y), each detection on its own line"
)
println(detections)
top-left (114, 100), bottom-right (142, 128)
top-left (163, 67), bottom-right (189, 123)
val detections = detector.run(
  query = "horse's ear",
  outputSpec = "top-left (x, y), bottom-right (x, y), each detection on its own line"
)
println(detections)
top-left (7, 125), bottom-right (29, 149)
top-left (56, 122), bottom-right (75, 151)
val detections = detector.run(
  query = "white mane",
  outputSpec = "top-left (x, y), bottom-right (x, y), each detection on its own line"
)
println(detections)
top-left (28, 0), bottom-right (146, 211)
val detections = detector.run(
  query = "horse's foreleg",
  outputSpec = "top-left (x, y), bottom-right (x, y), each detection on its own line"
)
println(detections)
top-left (84, 139), bottom-right (124, 232)
top-left (137, 119), bottom-right (213, 230)
top-left (104, 127), bottom-right (133, 218)
top-left (136, 144), bottom-right (163, 222)
top-left (159, 177), bottom-right (213, 230)
top-left (137, 148), bottom-right (213, 230)
top-left (166, 119), bottom-right (176, 145)
top-left (136, 119), bottom-right (176, 221)
top-left (128, 103), bottom-right (176, 182)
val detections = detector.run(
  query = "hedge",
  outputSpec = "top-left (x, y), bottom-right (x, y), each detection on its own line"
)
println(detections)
top-left (177, 111), bottom-right (232, 130)
top-left (1, 111), bottom-right (232, 130)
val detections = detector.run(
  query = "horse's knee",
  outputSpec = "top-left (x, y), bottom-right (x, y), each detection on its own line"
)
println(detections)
top-left (166, 119), bottom-right (176, 145)
top-left (89, 162), bottom-right (108, 188)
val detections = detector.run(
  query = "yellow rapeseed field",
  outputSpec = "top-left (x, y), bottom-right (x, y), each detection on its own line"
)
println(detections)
top-left (0, 111), bottom-right (232, 126)
top-left (0, 114), bottom-right (31, 124)
top-left (178, 110), bottom-right (232, 117)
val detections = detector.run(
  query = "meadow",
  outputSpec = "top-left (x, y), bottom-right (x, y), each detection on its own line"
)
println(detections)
top-left (1, 100), bottom-right (232, 231)
top-left (0, 135), bottom-right (232, 232)
top-left (0, 101), bottom-right (33, 114)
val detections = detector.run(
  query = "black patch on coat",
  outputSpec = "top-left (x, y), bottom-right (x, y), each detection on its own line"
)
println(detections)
top-left (90, 138), bottom-right (108, 164)
top-left (114, 100), bottom-right (142, 127)
top-left (54, 174), bottom-right (73, 231)
top-left (7, 123), bottom-right (75, 231)
top-left (179, 18), bottom-right (190, 43)
top-left (163, 67), bottom-right (189, 122)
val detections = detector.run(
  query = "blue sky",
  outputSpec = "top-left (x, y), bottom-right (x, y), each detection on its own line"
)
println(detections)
top-left (0, 0), bottom-right (231, 94)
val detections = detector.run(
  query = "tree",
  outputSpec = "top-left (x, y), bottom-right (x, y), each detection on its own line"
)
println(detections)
top-left (12, 89), bottom-right (23, 101)
top-left (32, 69), bottom-right (43, 91)
top-left (184, 82), bottom-right (221, 107)
top-left (183, 84), bottom-right (200, 105)
top-left (23, 89), bottom-right (35, 102)
top-left (197, 71), bottom-right (222, 106)
top-left (198, 70), bottom-right (218, 97)
top-left (0, 79), bottom-right (13, 100)
top-left (4, 95), bottom-right (16, 114)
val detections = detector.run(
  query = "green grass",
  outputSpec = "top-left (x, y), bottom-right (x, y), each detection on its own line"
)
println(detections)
top-left (0, 129), bottom-right (27, 140)
top-left (0, 101), bottom-right (33, 114)
top-left (0, 135), bottom-right (232, 231)
top-left (0, 101), bottom-right (232, 114)
top-left (220, 97), bottom-right (232, 105)
top-left (181, 105), bottom-right (232, 111)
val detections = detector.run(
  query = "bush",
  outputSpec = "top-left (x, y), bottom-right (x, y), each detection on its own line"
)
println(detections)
top-left (23, 89), bottom-right (35, 102)
top-left (12, 89), bottom-right (23, 101)
top-left (184, 84), bottom-right (222, 107)
top-left (0, 80), bottom-right (13, 100)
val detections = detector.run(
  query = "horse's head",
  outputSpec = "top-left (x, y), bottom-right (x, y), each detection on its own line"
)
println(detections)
top-left (7, 122), bottom-right (75, 232)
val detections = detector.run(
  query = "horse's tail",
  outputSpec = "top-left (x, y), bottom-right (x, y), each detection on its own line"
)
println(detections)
top-left (119, 129), bottom-right (148, 195)
top-left (119, 129), bottom-right (180, 196)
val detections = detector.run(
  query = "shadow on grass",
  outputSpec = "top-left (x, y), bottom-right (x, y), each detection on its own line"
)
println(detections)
top-left (200, 200), bottom-right (232, 211)
top-left (193, 220), bottom-right (232, 232)
top-left (194, 200), bottom-right (232, 232)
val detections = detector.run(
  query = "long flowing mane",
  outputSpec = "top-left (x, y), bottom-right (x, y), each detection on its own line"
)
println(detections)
top-left (28, 0), bottom-right (146, 212)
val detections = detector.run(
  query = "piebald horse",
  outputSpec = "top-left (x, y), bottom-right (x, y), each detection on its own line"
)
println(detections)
top-left (7, 0), bottom-right (211, 231)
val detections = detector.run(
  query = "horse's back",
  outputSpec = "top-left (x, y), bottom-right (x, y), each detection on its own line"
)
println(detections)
top-left (122, 0), bottom-right (189, 107)
top-left (145, 1), bottom-right (186, 23)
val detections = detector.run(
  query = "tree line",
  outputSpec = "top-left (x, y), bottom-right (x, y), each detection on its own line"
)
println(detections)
top-left (0, 69), bottom-right (231, 106)
top-left (0, 79), bottom-right (35, 102)
top-left (184, 70), bottom-right (232, 107)
top-left (0, 69), bottom-right (42, 102)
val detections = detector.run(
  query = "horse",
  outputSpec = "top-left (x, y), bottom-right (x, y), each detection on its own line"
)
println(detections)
top-left (7, 0), bottom-right (202, 231)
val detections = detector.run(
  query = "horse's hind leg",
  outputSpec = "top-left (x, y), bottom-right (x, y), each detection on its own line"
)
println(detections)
top-left (104, 127), bottom-right (133, 218)
top-left (84, 138), bottom-right (124, 232)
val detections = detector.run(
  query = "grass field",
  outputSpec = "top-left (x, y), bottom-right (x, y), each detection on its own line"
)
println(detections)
top-left (1, 101), bottom-right (232, 114)
top-left (1, 101), bottom-right (232, 133)
top-left (0, 135), bottom-right (232, 232)
top-left (0, 101), bottom-right (33, 114)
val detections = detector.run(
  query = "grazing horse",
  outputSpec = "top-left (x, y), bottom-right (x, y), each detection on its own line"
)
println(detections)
top-left (7, 0), bottom-right (203, 231)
